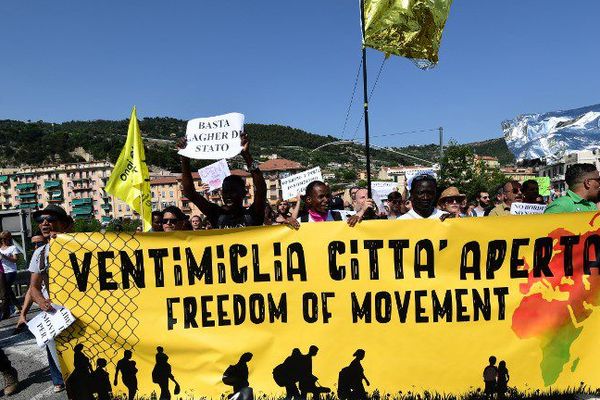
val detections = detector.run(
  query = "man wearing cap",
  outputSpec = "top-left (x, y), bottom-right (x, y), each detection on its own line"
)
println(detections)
top-left (398, 175), bottom-right (447, 220)
top-left (438, 187), bottom-right (466, 217)
top-left (488, 181), bottom-right (523, 217)
top-left (28, 204), bottom-right (73, 393)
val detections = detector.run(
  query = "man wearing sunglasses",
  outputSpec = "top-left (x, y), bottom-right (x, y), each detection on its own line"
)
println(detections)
top-left (27, 205), bottom-right (73, 393)
top-left (488, 181), bottom-right (523, 217)
top-left (545, 163), bottom-right (600, 214)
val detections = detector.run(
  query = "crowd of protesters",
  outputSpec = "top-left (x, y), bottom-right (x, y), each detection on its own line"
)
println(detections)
top-left (0, 132), bottom-right (599, 398)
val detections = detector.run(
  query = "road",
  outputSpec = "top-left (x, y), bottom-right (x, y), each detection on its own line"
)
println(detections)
top-left (0, 310), bottom-right (67, 400)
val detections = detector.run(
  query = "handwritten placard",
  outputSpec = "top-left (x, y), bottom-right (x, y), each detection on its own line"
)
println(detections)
top-left (179, 113), bottom-right (244, 160)
top-left (27, 305), bottom-right (76, 347)
top-left (510, 202), bottom-right (546, 215)
top-left (198, 159), bottom-right (231, 192)
top-left (280, 167), bottom-right (323, 200)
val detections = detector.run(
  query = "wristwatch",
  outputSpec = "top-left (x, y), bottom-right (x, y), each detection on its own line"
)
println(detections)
top-left (248, 160), bottom-right (260, 172)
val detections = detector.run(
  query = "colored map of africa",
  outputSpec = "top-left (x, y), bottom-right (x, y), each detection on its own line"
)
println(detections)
top-left (512, 219), bottom-right (600, 385)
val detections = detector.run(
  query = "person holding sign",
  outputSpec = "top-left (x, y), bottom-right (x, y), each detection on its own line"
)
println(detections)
top-left (299, 181), bottom-right (368, 226)
top-left (522, 180), bottom-right (541, 204)
top-left (28, 204), bottom-right (73, 393)
top-left (398, 175), bottom-right (448, 220)
top-left (178, 133), bottom-right (266, 229)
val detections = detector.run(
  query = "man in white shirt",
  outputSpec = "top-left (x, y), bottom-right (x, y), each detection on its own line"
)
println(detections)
top-left (28, 205), bottom-right (73, 393)
top-left (398, 175), bottom-right (448, 220)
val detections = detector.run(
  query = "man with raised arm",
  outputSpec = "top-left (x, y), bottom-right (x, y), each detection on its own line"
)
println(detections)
top-left (177, 132), bottom-right (267, 229)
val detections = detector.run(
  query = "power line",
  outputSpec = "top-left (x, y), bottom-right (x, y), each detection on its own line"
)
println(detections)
top-left (370, 127), bottom-right (438, 139)
top-left (350, 55), bottom-right (387, 141)
top-left (340, 56), bottom-right (363, 140)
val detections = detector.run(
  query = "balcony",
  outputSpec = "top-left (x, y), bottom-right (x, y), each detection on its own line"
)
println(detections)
top-left (48, 190), bottom-right (64, 202)
top-left (72, 205), bottom-right (94, 219)
top-left (73, 184), bottom-right (92, 192)
top-left (101, 203), bottom-right (112, 211)
top-left (71, 198), bottom-right (93, 207)
top-left (15, 183), bottom-right (36, 193)
top-left (18, 203), bottom-right (41, 210)
top-left (16, 193), bottom-right (37, 202)
top-left (44, 180), bottom-right (62, 190)
top-left (0, 176), bottom-right (8, 186)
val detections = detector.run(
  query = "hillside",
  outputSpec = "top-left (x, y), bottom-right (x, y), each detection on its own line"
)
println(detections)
top-left (0, 118), bottom-right (514, 171)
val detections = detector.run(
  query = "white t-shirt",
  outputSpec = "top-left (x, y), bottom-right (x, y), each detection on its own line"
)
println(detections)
top-left (472, 207), bottom-right (486, 217)
top-left (28, 244), bottom-right (50, 299)
top-left (397, 208), bottom-right (447, 220)
top-left (0, 245), bottom-right (21, 273)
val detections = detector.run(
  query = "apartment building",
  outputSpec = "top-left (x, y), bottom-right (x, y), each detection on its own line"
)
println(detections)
top-left (0, 157), bottom-right (307, 222)
top-left (0, 162), bottom-right (114, 222)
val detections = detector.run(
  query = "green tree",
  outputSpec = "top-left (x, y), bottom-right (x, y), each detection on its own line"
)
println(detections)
top-left (72, 218), bottom-right (102, 233)
top-left (440, 142), bottom-right (506, 200)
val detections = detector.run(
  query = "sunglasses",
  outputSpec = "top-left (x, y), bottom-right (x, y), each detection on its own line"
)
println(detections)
top-left (388, 199), bottom-right (403, 204)
top-left (162, 218), bottom-right (179, 224)
top-left (444, 197), bottom-right (463, 204)
top-left (35, 214), bottom-right (58, 223)
top-left (32, 241), bottom-right (46, 248)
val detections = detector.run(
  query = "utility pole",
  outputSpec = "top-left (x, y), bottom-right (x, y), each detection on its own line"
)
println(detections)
top-left (439, 127), bottom-right (444, 162)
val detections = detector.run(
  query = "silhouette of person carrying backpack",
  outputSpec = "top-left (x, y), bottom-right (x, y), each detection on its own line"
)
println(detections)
top-left (338, 349), bottom-right (370, 400)
top-left (223, 352), bottom-right (254, 400)
top-left (152, 347), bottom-right (180, 400)
top-left (298, 345), bottom-right (330, 400)
top-left (273, 348), bottom-right (302, 399)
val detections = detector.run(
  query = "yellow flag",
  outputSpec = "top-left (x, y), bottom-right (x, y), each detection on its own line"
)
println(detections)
top-left (363, 0), bottom-right (453, 66)
top-left (105, 106), bottom-right (152, 231)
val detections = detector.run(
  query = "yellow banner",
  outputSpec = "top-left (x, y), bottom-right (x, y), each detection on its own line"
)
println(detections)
top-left (51, 213), bottom-right (600, 399)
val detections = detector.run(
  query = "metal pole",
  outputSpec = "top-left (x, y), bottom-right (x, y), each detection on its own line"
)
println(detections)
top-left (439, 126), bottom-right (444, 162)
top-left (360, 0), bottom-right (372, 198)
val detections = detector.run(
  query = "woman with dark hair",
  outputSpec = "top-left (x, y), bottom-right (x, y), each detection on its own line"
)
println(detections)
top-left (161, 206), bottom-right (188, 232)
top-left (496, 360), bottom-right (510, 399)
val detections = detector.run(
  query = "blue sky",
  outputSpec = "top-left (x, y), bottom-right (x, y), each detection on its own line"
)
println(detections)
top-left (1, 1), bottom-right (599, 147)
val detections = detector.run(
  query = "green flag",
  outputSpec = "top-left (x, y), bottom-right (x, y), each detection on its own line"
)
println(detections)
top-left (363, 0), bottom-right (453, 66)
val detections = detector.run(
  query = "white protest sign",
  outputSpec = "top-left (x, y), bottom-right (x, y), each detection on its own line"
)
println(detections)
top-left (405, 169), bottom-right (437, 190)
top-left (371, 181), bottom-right (399, 212)
top-left (27, 304), bottom-right (76, 347)
top-left (510, 202), bottom-right (546, 215)
top-left (280, 167), bottom-right (323, 200)
top-left (198, 159), bottom-right (231, 192)
top-left (336, 209), bottom-right (356, 221)
top-left (178, 113), bottom-right (244, 160)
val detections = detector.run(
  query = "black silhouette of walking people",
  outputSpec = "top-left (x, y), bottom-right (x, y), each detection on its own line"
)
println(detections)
top-left (298, 345), bottom-right (330, 400)
top-left (338, 349), bottom-right (370, 400)
top-left (92, 358), bottom-right (112, 400)
top-left (496, 360), bottom-right (510, 399)
top-left (273, 348), bottom-right (302, 399)
top-left (152, 346), bottom-right (180, 399)
top-left (115, 349), bottom-right (138, 400)
top-left (223, 352), bottom-right (254, 400)
top-left (66, 343), bottom-right (94, 399)
top-left (482, 356), bottom-right (510, 399)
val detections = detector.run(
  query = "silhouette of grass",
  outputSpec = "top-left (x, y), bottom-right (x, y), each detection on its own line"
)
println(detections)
top-left (108, 382), bottom-right (600, 400)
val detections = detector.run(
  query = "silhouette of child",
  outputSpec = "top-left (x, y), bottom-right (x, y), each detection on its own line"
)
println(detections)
top-left (92, 358), bottom-right (112, 400)
top-left (482, 356), bottom-right (498, 399)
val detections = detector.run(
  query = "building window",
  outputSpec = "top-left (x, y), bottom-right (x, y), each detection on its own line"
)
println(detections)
top-left (169, 191), bottom-right (174, 198)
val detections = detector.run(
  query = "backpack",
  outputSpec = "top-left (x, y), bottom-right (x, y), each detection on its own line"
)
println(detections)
top-left (272, 363), bottom-right (287, 387)
top-left (222, 365), bottom-right (238, 386)
top-left (337, 366), bottom-right (351, 399)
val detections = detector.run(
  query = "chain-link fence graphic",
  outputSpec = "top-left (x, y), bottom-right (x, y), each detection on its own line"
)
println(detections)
top-left (50, 232), bottom-right (142, 373)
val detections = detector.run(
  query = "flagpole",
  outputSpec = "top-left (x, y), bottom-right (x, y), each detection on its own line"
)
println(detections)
top-left (359, 0), bottom-right (373, 198)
